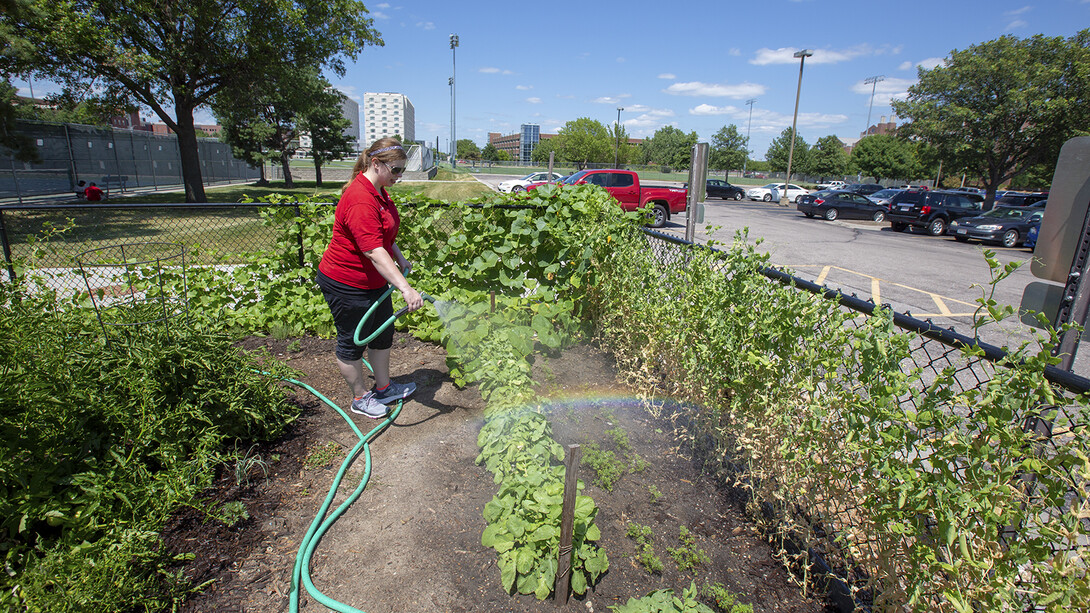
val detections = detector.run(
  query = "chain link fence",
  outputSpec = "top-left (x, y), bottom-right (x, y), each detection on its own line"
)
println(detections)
top-left (1, 120), bottom-right (261, 203)
top-left (1, 201), bottom-right (1086, 609)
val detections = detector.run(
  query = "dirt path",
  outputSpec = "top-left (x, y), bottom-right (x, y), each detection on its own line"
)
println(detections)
top-left (169, 334), bottom-right (824, 612)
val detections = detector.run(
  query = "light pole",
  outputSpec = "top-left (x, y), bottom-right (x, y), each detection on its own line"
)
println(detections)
top-left (863, 75), bottom-right (885, 138)
top-left (614, 107), bottom-right (624, 168)
top-left (781, 49), bottom-right (813, 206)
top-left (743, 98), bottom-right (756, 176)
top-left (449, 33), bottom-right (459, 168)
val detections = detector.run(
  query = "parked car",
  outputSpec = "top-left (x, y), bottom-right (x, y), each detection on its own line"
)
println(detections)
top-left (949, 206), bottom-right (1044, 247)
top-left (867, 188), bottom-right (904, 208)
top-left (950, 187), bottom-right (985, 196)
top-left (497, 171), bottom-right (565, 192)
top-left (747, 183), bottom-right (810, 203)
top-left (886, 190), bottom-right (987, 236)
top-left (994, 192), bottom-right (1048, 207)
top-left (900, 184), bottom-right (930, 191)
top-left (842, 183), bottom-right (885, 196)
top-left (797, 191), bottom-right (889, 222)
top-left (702, 178), bottom-right (746, 201)
top-left (816, 180), bottom-right (847, 190)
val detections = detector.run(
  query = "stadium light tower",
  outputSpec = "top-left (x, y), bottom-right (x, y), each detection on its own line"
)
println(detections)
top-left (614, 107), bottom-right (624, 168)
top-left (450, 34), bottom-right (459, 168)
top-left (863, 75), bottom-right (885, 138)
top-left (743, 98), bottom-right (756, 175)
top-left (781, 49), bottom-right (813, 206)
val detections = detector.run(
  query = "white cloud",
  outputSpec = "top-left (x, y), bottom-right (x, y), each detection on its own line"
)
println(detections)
top-left (526, 97), bottom-right (542, 104)
top-left (616, 57), bottom-right (626, 63)
top-left (899, 57), bottom-right (944, 71)
top-left (1005, 5), bottom-right (1031, 15)
top-left (689, 104), bottom-right (740, 116)
top-left (1005, 19), bottom-right (1028, 31)
top-left (516, 85), bottom-right (532, 90)
top-left (657, 73), bottom-right (676, 80)
top-left (736, 108), bottom-right (849, 134)
top-left (591, 95), bottom-right (632, 104)
top-left (416, 21), bottom-right (435, 30)
top-left (729, 48), bottom-right (742, 57)
top-left (750, 45), bottom-right (873, 66)
top-left (479, 67), bottom-right (514, 75)
top-left (664, 81), bottom-right (766, 99)
top-left (851, 77), bottom-right (916, 107)
top-left (624, 108), bottom-right (679, 137)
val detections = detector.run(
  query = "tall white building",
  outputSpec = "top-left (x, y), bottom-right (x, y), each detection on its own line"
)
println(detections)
top-left (362, 92), bottom-right (415, 146)
top-left (340, 95), bottom-right (360, 151)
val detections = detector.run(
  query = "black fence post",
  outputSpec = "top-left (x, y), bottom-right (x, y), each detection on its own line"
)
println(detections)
top-left (0, 209), bottom-right (16, 282)
top-left (295, 204), bottom-right (304, 267)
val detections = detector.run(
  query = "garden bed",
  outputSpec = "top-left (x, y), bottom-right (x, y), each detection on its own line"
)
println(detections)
top-left (170, 333), bottom-right (824, 612)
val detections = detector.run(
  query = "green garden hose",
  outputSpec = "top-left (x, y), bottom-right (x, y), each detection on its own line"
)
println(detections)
top-left (267, 285), bottom-right (435, 613)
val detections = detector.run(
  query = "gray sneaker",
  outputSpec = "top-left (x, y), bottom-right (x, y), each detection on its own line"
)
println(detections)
top-left (370, 380), bottom-right (416, 406)
top-left (350, 395), bottom-right (388, 419)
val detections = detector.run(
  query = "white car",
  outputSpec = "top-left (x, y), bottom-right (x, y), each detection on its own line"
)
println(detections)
top-left (497, 171), bottom-right (564, 193)
top-left (817, 180), bottom-right (847, 190)
top-left (747, 183), bottom-right (810, 203)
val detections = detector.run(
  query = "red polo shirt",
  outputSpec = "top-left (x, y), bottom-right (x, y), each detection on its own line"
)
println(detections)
top-left (318, 174), bottom-right (400, 290)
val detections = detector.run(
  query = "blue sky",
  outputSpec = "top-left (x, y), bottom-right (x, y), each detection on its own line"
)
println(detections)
top-left (11, 0), bottom-right (1088, 160)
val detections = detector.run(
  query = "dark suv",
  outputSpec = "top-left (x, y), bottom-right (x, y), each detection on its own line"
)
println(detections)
top-left (886, 190), bottom-right (987, 236)
top-left (842, 183), bottom-right (885, 196)
top-left (994, 192), bottom-right (1048, 207)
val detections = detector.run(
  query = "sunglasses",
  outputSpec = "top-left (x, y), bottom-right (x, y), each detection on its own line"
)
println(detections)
top-left (381, 160), bottom-right (406, 175)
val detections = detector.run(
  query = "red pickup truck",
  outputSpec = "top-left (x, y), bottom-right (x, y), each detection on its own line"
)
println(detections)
top-left (527, 169), bottom-right (687, 228)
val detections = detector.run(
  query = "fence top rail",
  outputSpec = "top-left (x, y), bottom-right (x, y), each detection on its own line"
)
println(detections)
top-left (642, 228), bottom-right (1090, 395)
top-left (0, 202), bottom-right (548, 213)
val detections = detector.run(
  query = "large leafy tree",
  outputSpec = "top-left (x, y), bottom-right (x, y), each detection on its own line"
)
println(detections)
top-left (7, 0), bottom-right (382, 201)
top-left (457, 139), bottom-right (480, 161)
top-left (639, 125), bottom-right (698, 170)
top-left (808, 135), bottom-right (849, 180)
top-left (765, 127), bottom-right (810, 176)
top-left (850, 134), bottom-right (920, 182)
top-left (530, 137), bottom-right (557, 165)
top-left (555, 117), bottom-right (611, 168)
top-left (300, 88), bottom-right (354, 188)
top-left (709, 124), bottom-right (747, 177)
top-left (892, 30), bottom-right (1090, 204)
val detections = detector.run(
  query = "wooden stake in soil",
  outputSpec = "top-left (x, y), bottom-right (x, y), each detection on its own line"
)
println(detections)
top-left (555, 444), bottom-right (581, 606)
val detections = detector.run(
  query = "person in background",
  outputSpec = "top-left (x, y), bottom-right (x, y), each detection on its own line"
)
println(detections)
top-left (84, 182), bottom-right (103, 201)
top-left (316, 138), bottom-right (423, 418)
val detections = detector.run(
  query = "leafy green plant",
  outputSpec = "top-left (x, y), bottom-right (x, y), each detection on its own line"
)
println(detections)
top-left (700, 583), bottom-right (753, 613)
top-left (481, 466), bottom-right (608, 599)
top-left (667, 526), bottom-right (710, 572)
top-left (286, 339), bottom-right (303, 352)
top-left (581, 442), bottom-right (627, 491)
top-left (610, 581), bottom-right (715, 613)
top-left (648, 485), bottom-right (664, 503)
top-left (303, 441), bottom-right (342, 469)
top-left (0, 279), bottom-right (297, 611)
top-left (230, 443), bottom-right (271, 487)
top-left (625, 523), bottom-right (663, 574)
top-left (218, 501), bottom-right (250, 527)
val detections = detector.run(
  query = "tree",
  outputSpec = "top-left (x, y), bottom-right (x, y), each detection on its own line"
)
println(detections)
top-left (609, 122), bottom-right (634, 166)
top-left (555, 118), bottom-right (611, 168)
top-left (215, 67), bottom-right (330, 188)
top-left (850, 135), bottom-right (920, 182)
top-left (639, 126), bottom-right (698, 170)
top-left (301, 88), bottom-right (354, 188)
top-left (457, 139), bottom-right (480, 161)
top-left (481, 143), bottom-right (500, 162)
top-left (530, 137), bottom-right (557, 165)
top-left (892, 30), bottom-right (1090, 205)
top-left (808, 135), bottom-right (849, 180)
top-left (8, 0), bottom-right (382, 201)
top-left (709, 124), bottom-right (747, 177)
top-left (765, 128), bottom-right (810, 175)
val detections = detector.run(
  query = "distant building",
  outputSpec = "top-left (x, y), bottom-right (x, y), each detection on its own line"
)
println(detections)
top-left (362, 92), bottom-right (415, 147)
top-left (860, 116), bottom-right (897, 138)
top-left (489, 125), bottom-right (642, 163)
top-left (148, 123), bottom-right (221, 138)
top-left (340, 95), bottom-right (360, 151)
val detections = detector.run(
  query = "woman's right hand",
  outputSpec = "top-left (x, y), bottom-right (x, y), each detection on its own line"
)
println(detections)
top-left (401, 287), bottom-right (424, 312)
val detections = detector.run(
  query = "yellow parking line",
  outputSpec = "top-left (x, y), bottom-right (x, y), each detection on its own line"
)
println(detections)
top-left (781, 264), bottom-right (979, 318)
top-left (871, 277), bottom-right (881, 305)
top-left (815, 265), bottom-right (832, 286)
top-left (930, 294), bottom-right (952, 316)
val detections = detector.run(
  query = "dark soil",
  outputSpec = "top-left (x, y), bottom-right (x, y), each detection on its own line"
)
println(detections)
top-left (165, 333), bottom-right (826, 612)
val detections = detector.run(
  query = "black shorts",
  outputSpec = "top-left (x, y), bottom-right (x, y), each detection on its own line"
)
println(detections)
top-left (316, 270), bottom-right (393, 361)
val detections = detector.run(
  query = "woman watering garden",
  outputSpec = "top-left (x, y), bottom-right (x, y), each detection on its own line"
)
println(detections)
top-left (316, 138), bottom-right (424, 418)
